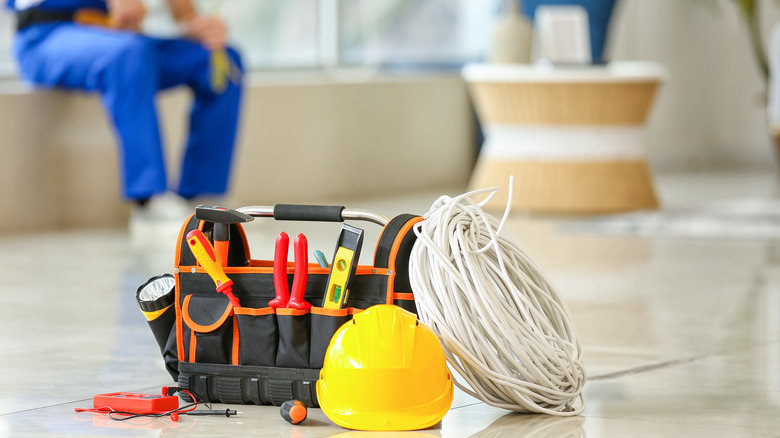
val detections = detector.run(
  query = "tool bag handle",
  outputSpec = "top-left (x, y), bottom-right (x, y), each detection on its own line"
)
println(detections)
top-left (237, 204), bottom-right (389, 226)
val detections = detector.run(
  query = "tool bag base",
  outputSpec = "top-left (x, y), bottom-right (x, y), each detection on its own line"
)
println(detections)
top-left (171, 210), bottom-right (422, 407)
top-left (178, 362), bottom-right (320, 406)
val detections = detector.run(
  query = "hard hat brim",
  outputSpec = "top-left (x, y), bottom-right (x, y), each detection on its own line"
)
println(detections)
top-left (317, 379), bottom-right (454, 431)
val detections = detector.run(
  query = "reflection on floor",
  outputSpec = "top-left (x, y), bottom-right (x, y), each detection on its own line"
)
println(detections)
top-left (0, 170), bottom-right (778, 437)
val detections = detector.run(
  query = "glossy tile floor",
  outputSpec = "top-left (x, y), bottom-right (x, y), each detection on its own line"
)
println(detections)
top-left (2, 170), bottom-right (780, 437)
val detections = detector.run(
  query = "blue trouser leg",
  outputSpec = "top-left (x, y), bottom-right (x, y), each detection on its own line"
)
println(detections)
top-left (13, 24), bottom-right (244, 200)
top-left (13, 24), bottom-right (167, 200)
top-left (155, 40), bottom-right (244, 199)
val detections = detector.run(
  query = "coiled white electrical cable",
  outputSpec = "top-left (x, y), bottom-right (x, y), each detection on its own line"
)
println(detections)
top-left (409, 180), bottom-right (585, 416)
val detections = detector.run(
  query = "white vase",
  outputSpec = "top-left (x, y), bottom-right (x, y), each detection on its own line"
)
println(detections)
top-left (488, 0), bottom-right (533, 64)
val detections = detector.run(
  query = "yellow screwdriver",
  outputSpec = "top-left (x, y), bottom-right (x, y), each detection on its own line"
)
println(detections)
top-left (186, 229), bottom-right (241, 307)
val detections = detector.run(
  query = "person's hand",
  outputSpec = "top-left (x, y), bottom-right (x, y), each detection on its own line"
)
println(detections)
top-left (107, 0), bottom-right (147, 30)
top-left (183, 15), bottom-right (228, 50)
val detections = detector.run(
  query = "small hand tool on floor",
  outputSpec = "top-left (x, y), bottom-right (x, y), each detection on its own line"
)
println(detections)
top-left (271, 232), bottom-right (311, 310)
top-left (186, 229), bottom-right (241, 307)
top-left (280, 399), bottom-right (307, 425)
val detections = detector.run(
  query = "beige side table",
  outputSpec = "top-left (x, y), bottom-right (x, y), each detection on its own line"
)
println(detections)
top-left (463, 62), bottom-right (666, 214)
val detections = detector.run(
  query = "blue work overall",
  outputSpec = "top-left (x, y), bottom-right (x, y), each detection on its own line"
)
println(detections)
top-left (8, 0), bottom-right (243, 200)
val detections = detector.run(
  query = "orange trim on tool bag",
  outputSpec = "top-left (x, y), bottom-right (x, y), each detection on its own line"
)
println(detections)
top-left (184, 219), bottom-right (251, 267)
top-left (386, 273), bottom-right (395, 303)
top-left (233, 307), bottom-right (275, 316)
top-left (373, 221), bottom-right (389, 264)
top-left (248, 260), bottom-right (274, 268)
top-left (189, 329), bottom-right (197, 363)
top-left (393, 293), bottom-right (415, 301)
top-left (174, 213), bottom-right (197, 269)
top-left (226, 263), bottom-right (385, 275)
top-left (386, 216), bottom-right (424, 304)
top-left (227, 265), bottom-right (275, 274)
top-left (310, 306), bottom-right (350, 317)
top-left (307, 263), bottom-right (331, 274)
top-left (181, 294), bottom-right (234, 332)
top-left (236, 222), bottom-right (251, 260)
top-left (275, 308), bottom-right (308, 316)
top-left (183, 265), bottom-right (275, 276)
top-left (353, 265), bottom-right (389, 275)
top-left (388, 216), bottom-right (424, 272)
top-left (175, 274), bottom-right (185, 363)
top-left (349, 307), bottom-right (365, 315)
top-left (232, 321), bottom-right (240, 365)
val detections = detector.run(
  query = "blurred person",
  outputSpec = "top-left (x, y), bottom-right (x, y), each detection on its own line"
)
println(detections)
top-left (6, 0), bottom-right (243, 224)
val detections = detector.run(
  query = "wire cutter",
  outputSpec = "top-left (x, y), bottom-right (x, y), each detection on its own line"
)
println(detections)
top-left (270, 232), bottom-right (311, 310)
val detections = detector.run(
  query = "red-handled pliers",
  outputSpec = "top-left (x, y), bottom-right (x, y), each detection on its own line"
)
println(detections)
top-left (270, 232), bottom-right (311, 310)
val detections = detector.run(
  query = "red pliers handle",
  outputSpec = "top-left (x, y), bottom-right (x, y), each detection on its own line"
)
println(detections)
top-left (270, 232), bottom-right (290, 308)
top-left (270, 232), bottom-right (311, 310)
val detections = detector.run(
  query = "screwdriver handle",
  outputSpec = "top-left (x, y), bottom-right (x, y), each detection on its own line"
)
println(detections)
top-left (186, 230), bottom-right (240, 307)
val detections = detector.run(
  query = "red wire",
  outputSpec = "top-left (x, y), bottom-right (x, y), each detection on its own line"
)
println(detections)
top-left (176, 390), bottom-right (199, 414)
top-left (74, 406), bottom-right (116, 414)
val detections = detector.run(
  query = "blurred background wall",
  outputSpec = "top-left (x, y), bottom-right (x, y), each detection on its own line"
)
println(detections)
top-left (610, 0), bottom-right (780, 170)
top-left (0, 0), bottom-right (778, 232)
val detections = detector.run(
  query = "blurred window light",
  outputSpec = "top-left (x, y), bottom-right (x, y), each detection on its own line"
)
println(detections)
top-left (0, 0), bottom-right (500, 77)
top-left (0, 10), bottom-right (14, 77)
top-left (337, 0), bottom-right (499, 70)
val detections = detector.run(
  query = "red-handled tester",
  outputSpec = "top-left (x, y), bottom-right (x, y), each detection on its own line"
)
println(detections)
top-left (92, 392), bottom-right (179, 415)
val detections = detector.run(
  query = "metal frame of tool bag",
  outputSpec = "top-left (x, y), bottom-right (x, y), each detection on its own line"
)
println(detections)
top-left (170, 204), bottom-right (423, 407)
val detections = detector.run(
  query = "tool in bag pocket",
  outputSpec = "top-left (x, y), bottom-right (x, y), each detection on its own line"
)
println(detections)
top-left (271, 232), bottom-right (311, 310)
top-left (322, 224), bottom-right (363, 309)
top-left (163, 204), bottom-right (423, 407)
top-left (186, 229), bottom-right (241, 307)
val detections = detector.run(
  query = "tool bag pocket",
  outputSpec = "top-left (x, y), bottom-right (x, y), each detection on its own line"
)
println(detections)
top-left (233, 307), bottom-right (277, 366)
top-left (309, 307), bottom-right (352, 368)
top-left (180, 294), bottom-right (235, 365)
top-left (235, 305), bottom-right (354, 369)
top-left (275, 308), bottom-right (311, 368)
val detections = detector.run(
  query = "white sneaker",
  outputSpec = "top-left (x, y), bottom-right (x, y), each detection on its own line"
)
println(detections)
top-left (136, 192), bottom-right (195, 222)
top-left (129, 192), bottom-right (195, 249)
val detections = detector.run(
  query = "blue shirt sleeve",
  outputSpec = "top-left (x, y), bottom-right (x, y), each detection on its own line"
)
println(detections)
top-left (8, 0), bottom-right (108, 12)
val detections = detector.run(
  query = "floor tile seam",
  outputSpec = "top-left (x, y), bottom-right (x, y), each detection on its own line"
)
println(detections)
top-left (0, 398), bottom-right (92, 417)
top-left (581, 412), bottom-right (776, 430)
top-left (587, 339), bottom-right (779, 382)
top-left (0, 384), bottom-right (166, 417)
top-left (587, 353), bottom-right (710, 381)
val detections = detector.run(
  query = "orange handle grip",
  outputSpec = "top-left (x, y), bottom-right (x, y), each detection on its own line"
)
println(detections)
top-left (186, 230), bottom-right (239, 307)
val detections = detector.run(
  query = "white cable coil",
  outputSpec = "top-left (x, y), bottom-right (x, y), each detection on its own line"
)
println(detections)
top-left (409, 182), bottom-right (585, 415)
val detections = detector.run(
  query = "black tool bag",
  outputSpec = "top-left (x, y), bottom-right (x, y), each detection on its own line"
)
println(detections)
top-left (161, 204), bottom-right (421, 407)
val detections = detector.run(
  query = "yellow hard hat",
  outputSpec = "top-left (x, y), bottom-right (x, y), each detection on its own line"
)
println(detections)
top-left (317, 305), bottom-right (453, 431)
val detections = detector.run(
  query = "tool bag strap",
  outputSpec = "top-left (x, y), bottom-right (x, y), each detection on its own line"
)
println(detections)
top-left (373, 214), bottom-right (424, 313)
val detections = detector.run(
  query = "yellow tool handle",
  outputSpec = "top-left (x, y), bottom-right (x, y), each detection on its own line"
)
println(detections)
top-left (322, 247), bottom-right (355, 309)
top-left (210, 49), bottom-right (230, 94)
top-left (141, 305), bottom-right (172, 322)
top-left (186, 229), bottom-right (232, 289)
